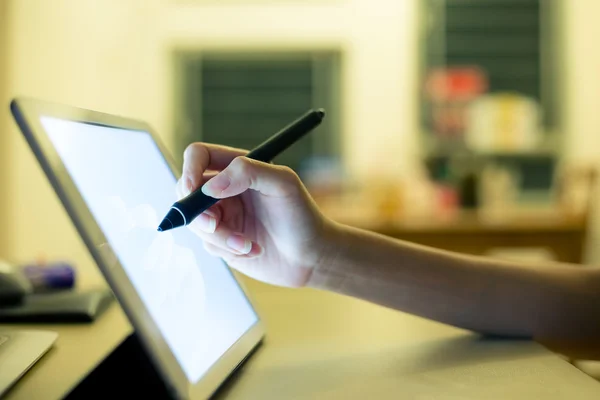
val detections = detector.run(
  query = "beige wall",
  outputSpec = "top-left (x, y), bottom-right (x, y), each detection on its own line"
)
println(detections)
top-left (2, 0), bottom-right (600, 279)
top-left (562, 0), bottom-right (600, 264)
top-left (163, 0), bottom-right (420, 180)
top-left (563, 0), bottom-right (600, 163)
top-left (0, 0), bottom-right (11, 257)
top-left (0, 0), bottom-right (419, 281)
top-left (1, 0), bottom-right (166, 284)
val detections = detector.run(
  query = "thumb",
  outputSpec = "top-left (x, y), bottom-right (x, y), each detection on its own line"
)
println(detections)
top-left (201, 156), bottom-right (300, 198)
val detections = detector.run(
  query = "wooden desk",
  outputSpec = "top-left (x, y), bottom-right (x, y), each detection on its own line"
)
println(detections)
top-left (322, 206), bottom-right (588, 263)
top-left (3, 278), bottom-right (600, 399)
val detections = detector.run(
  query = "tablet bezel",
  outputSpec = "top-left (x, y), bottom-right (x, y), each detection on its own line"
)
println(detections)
top-left (10, 97), bottom-right (265, 399)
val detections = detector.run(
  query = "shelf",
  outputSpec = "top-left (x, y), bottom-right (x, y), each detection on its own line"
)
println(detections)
top-left (420, 132), bottom-right (560, 159)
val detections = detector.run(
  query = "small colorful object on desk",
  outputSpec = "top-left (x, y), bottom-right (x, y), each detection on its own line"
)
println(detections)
top-left (21, 261), bottom-right (76, 292)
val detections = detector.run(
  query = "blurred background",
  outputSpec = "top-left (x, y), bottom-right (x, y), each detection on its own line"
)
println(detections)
top-left (1, 0), bottom-right (600, 287)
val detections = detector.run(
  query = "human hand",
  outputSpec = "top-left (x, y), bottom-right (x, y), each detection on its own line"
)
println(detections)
top-left (176, 143), bottom-right (337, 288)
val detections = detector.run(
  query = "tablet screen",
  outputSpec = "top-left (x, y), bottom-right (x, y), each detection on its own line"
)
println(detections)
top-left (40, 116), bottom-right (259, 383)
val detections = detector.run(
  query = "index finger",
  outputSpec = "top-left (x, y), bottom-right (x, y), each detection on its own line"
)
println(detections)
top-left (182, 143), bottom-right (248, 190)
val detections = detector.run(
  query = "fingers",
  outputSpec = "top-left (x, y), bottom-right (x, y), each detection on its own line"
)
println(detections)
top-left (176, 172), bottom-right (218, 199)
top-left (203, 241), bottom-right (263, 261)
top-left (191, 218), bottom-right (263, 258)
top-left (182, 143), bottom-right (248, 191)
top-left (175, 175), bottom-right (189, 199)
top-left (176, 172), bottom-right (221, 234)
top-left (201, 156), bottom-right (300, 199)
top-left (202, 242), bottom-right (237, 261)
top-left (190, 210), bottom-right (219, 234)
top-left (186, 203), bottom-right (263, 259)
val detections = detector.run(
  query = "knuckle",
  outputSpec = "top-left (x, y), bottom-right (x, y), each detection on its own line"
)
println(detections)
top-left (278, 165), bottom-right (296, 177)
top-left (183, 142), bottom-right (206, 160)
top-left (276, 165), bottom-right (302, 193)
top-left (229, 157), bottom-right (255, 185)
top-left (279, 165), bottom-right (300, 182)
top-left (229, 156), bottom-right (250, 171)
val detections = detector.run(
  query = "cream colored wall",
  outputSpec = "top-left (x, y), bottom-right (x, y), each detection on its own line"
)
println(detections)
top-left (162, 0), bottom-right (420, 180)
top-left (4, 0), bottom-right (599, 276)
top-left (562, 0), bottom-right (600, 264)
top-left (563, 1), bottom-right (600, 163)
top-left (0, 0), bottom-right (419, 281)
top-left (0, 0), bottom-right (10, 257)
top-left (2, 0), bottom-right (167, 285)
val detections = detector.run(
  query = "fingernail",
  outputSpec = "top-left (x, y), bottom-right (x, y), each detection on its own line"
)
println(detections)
top-left (202, 174), bottom-right (231, 198)
top-left (204, 209), bottom-right (218, 219)
top-left (196, 213), bottom-right (216, 233)
top-left (226, 234), bottom-right (252, 254)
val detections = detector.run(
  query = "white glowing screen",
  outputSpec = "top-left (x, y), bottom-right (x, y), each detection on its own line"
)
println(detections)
top-left (40, 116), bottom-right (258, 383)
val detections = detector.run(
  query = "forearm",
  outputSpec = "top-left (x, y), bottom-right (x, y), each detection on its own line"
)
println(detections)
top-left (309, 222), bottom-right (600, 340)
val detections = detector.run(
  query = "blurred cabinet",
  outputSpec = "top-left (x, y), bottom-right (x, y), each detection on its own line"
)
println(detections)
top-left (321, 206), bottom-right (588, 264)
top-left (318, 165), bottom-right (597, 264)
top-left (418, 0), bottom-right (563, 206)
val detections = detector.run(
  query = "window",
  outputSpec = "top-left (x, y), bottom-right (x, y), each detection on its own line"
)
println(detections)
top-left (173, 51), bottom-right (341, 175)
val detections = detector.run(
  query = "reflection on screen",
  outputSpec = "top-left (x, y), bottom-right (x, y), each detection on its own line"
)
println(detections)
top-left (40, 116), bottom-right (258, 383)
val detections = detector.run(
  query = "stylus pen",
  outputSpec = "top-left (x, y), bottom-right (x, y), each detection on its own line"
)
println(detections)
top-left (157, 108), bottom-right (325, 232)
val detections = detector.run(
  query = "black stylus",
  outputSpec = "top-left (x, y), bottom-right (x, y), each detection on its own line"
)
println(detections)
top-left (157, 108), bottom-right (325, 232)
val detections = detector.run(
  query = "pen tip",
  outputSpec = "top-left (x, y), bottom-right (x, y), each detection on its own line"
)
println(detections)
top-left (157, 218), bottom-right (174, 232)
top-left (315, 108), bottom-right (325, 120)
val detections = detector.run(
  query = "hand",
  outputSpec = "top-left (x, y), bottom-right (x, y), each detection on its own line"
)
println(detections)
top-left (176, 143), bottom-right (337, 288)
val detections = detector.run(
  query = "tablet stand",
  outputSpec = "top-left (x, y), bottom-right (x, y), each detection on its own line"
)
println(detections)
top-left (64, 332), bottom-right (177, 399)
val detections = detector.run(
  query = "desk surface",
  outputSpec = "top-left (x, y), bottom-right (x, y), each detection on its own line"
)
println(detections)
top-left (3, 277), bottom-right (600, 399)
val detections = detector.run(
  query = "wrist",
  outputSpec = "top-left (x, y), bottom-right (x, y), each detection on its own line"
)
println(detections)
top-left (305, 219), bottom-right (350, 290)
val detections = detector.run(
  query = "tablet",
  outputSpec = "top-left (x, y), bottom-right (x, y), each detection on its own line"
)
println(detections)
top-left (10, 97), bottom-right (264, 399)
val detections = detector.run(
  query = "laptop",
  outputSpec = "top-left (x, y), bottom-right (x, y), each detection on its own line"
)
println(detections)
top-left (0, 330), bottom-right (58, 397)
top-left (10, 97), bottom-right (264, 399)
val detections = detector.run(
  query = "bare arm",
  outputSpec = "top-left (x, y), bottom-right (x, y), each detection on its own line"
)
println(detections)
top-left (181, 142), bottom-right (600, 359)
top-left (309, 222), bottom-right (600, 344)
